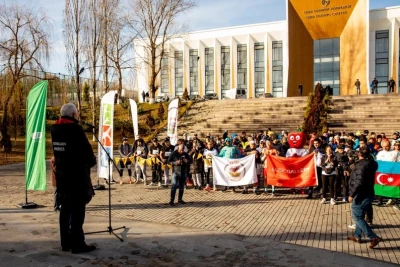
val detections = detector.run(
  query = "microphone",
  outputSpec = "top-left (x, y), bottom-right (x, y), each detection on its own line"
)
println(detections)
top-left (82, 120), bottom-right (97, 129)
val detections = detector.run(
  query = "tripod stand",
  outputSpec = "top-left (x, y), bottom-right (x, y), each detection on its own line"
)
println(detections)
top-left (86, 133), bottom-right (125, 242)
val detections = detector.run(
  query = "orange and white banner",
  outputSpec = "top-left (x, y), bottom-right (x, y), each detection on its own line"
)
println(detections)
top-left (265, 154), bottom-right (317, 187)
top-left (98, 91), bottom-right (116, 179)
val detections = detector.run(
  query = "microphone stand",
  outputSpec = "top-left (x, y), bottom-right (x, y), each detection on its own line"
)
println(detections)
top-left (85, 127), bottom-right (125, 242)
top-left (92, 127), bottom-right (105, 190)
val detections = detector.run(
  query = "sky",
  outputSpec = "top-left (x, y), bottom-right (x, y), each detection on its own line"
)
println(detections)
top-left (15, 0), bottom-right (400, 76)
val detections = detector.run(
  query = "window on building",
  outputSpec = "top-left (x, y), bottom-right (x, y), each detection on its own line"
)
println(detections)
top-left (160, 54), bottom-right (169, 94)
top-left (254, 42), bottom-right (265, 96)
top-left (313, 38), bottom-right (340, 95)
top-left (272, 41), bottom-right (283, 97)
top-left (376, 30), bottom-right (389, 94)
top-left (221, 46), bottom-right (230, 98)
top-left (189, 49), bottom-right (198, 96)
top-left (205, 48), bottom-right (214, 94)
top-left (175, 51), bottom-right (183, 96)
top-left (237, 44), bottom-right (247, 97)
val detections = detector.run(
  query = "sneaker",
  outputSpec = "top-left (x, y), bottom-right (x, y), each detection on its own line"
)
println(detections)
top-left (330, 198), bottom-right (336, 205)
top-left (119, 180), bottom-right (123, 185)
top-left (213, 186), bottom-right (218, 192)
top-left (158, 182), bottom-right (162, 187)
top-left (369, 237), bottom-right (383, 249)
top-left (128, 179), bottom-right (133, 184)
top-left (148, 182), bottom-right (155, 186)
top-left (204, 185), bottom-right (211, 191)
top-left (321, 198), bottom-right (327, 204)
top-left (110, 179), bottom-right (117, 184)
top-left (393, 204), bottom-right (400, 211)
top-left (178, 200), bottom-right (186, 204)
top-left (343, 197), bottom-right (349, 203)
top-left (241, 190), bottom-right (248, 194)
top-left (348, 224), bottom-right (356, 229)
top-left (386, 199), bottom-right (393, 205)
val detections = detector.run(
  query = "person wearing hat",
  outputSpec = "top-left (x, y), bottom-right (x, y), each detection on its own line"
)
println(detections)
top-left (160, 138), bottom-right (175, 187)
top-left (118, 137), bottom-right (133, 185)
top-left (148, 138), bottom-right (163, 187)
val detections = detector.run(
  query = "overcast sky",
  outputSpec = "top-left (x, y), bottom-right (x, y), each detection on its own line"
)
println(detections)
top-left (15, 0), bottom-right (400, 75)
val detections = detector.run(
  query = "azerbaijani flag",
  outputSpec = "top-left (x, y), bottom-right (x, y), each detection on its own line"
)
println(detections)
top-left (375, 160), bottom-right (400, 198)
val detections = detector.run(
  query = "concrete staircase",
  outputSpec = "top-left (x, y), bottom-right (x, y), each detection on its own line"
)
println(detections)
top-left (158, 94), bottom-right (400, 139)
top-left (328, 93), bottom-right (400, 134)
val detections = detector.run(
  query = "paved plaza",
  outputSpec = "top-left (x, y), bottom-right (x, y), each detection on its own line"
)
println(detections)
top-left (0, 163), bottom-right (399, 266)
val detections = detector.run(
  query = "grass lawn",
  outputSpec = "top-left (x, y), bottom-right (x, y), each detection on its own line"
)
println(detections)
top-left (0, 100), bottom-right (193, 165)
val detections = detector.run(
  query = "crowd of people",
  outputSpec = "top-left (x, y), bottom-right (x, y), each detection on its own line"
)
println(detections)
top-left (113, 127), bottom-right (400, 248)
top-left (115, 129), bottom-right (399, 209)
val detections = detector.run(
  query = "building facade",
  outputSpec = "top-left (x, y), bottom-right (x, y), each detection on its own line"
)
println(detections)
top-left (134, 0), bottom-right (400, 101)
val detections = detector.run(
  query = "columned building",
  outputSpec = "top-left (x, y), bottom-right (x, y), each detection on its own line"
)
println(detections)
top-left (134, 0), bottom-right (400, 101)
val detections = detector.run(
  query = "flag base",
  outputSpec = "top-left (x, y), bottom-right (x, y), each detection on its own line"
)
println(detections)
top-left (93, 184), bottom-right (106, 190)
top-left (17, 202), bottom-right (38, 209)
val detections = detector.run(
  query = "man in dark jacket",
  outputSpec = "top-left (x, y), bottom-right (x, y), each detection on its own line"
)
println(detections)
top-left (51, 103), bottom-right (97, 253)
top-left (168, 144), bottom-right (192, 206)
top-left (348, 146), bottom-right (382, 249)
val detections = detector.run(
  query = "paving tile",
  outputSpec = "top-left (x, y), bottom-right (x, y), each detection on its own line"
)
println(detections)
top-left (86, 172), bottom-right (400, 265)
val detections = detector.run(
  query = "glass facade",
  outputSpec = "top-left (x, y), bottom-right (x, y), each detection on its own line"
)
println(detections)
top-left (160, 54), bottom-right (169, 94)
top-left (254, 42), bottom-right (265, 96)
top-left (375, 30), bottom-right (389, 94)
top-left (175, 51), bottom-right (183, 96)
top-left (221, 46), bottom-right (230, 98)
top-left (237, 44), bottom-right (247, 96)
top-left (205, 48), bottom-right (214, 94)
top-left (272, 41), bottom-right (283, 97)
top-left (189, 49), bottom-right (198, 95)
top-left (314, 38), bottom-right (340, 95)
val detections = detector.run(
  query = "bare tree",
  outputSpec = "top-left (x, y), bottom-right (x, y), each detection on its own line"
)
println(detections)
top-left (107, 2), bottom-right (135, 101)
top-left (0, 2), bottom-right (51, 150)
top-left (84, 0), bottom-right (103, 131)
top-left (63, 0), bottom-right (88, 119)
top-left (127, 0), bottom-right (196, 102)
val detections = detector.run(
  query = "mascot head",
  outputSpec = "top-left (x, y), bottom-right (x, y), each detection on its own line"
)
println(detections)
top-left (288, 131), bottom-right (306, 148)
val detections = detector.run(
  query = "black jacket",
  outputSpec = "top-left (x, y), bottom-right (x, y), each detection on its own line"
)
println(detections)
top-left (168, 150), bottom-right (192, 176)
top-left (51, 116), bottom-right (96, 200)
top-left (349, 159), bottom-right (378, 201)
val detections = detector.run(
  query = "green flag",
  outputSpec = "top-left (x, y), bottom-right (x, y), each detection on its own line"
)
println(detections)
top-left (25, 80), bottom-right (48, 190)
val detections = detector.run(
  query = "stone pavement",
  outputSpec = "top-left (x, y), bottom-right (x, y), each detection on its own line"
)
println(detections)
top-left (0, 163), bottom-right (399, 266)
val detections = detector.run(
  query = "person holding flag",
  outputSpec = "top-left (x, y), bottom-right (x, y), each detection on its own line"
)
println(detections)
top-left (117, 137), bottom-right (133, 185)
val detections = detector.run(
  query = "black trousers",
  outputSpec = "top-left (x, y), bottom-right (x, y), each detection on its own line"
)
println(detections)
top-left (321, 174), bottom-right (338, 199)
top-left (59, 197), bottom-right (86, 249)
top-left (151, 164), bottom-right (162, 183)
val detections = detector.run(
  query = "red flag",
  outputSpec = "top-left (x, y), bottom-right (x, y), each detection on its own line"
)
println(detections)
top-left (265, 154), bottom-right (317, 187)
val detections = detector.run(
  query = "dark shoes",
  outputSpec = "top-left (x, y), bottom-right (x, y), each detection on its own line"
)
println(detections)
top-left (71, 243), bottom-right (96, 254)
top-left (305, 194), bottom-right (313, 199)
top-left (169, 201), bottom-right (174, 206)
top-left (369, 237), bottom-right (383, 249)
top-left (178, 200), bottom-right (186, 204)
top-left (347, 235), bottom-right (361, 243)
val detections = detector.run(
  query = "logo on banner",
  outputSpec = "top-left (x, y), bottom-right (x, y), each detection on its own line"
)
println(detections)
top-left (224, 161), bottom-right (246, 182)
top-left (321, 0), bottom-right (330, 7)
top-left (31, 132), bottom-right (43, 140)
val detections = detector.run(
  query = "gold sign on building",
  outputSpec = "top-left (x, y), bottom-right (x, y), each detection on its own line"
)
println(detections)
top-left (287, 0), bottom-right (367, 96)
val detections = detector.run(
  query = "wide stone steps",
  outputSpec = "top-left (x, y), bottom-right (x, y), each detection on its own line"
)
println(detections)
top-left (157, 94), bottom-right (400, 139)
